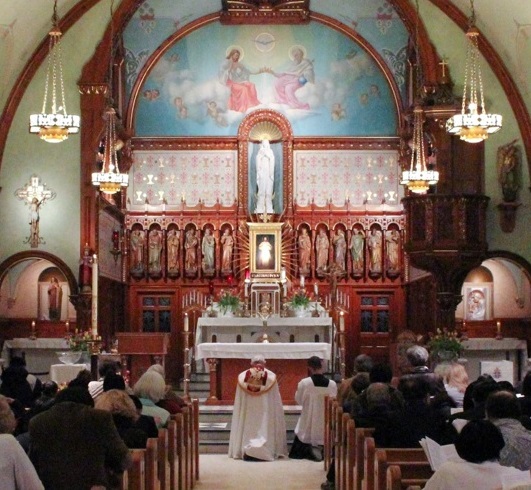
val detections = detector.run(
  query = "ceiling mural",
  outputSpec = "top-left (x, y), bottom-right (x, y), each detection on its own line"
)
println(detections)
top-left (133, 22), bottom-right (398, 137)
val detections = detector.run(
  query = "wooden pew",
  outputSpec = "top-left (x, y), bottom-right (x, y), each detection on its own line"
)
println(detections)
top-left (192, 398), bottom-right (200, 483)
top-left (146, 437), bottom-right (160, 490)
top-left (345, 419), bottom-right (356, 490)
top-left (334, 406), bottom-right (344, 490)
top-left (374, 447), bottom-right (431, 490)
top-left (340, 412), bottom-right (350, 490)
top-left (158, 429), bottom-right (170, 489)
top-left (182, 405), bottom-right (192, 490)
top-left (354, 428), bottom-right (374, 490)
top-left (386, 464), bottom-right (429, 490)
top-left (324, 396), bottom-right (335, 471)
top-left (122, 449), bottom-right (146, 490)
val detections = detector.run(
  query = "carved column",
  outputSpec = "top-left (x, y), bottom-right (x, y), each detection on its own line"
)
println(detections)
top-left (403, 195), bottom-right (489, 331)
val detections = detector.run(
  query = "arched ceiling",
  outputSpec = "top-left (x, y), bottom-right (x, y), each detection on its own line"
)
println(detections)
top-left (1, 0), bottom-right (531, 136)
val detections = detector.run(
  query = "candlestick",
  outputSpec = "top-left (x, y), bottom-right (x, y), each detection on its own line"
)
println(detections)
top-left (31, 320), bottom-right (36, 328)
top-left (300, 275), bottom-right (305, 288)
top-left (496, 320), bottom-right (502, 339)
top-left (244, 283), bottom-right (249, 298)
top-left (91, 254), bottom-right (98, 337)
top-left (339, 312), bottom-right (345, 332)
top-left (280, 267), bottom-right (286, 282)
top-left (65, 320), bottom-right (70, 332)
top-left (314, 283), bottom-right (318, 296)
top-left (184, 313), bottom-right (189, 332)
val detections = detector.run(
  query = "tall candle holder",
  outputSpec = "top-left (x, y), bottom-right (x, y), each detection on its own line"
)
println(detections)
top-left (29, 320), bottom-right (37, 340)
top-left (182, 313), bottom-right (192, 402)
top-left (496, 320), bottom-right (503, 340)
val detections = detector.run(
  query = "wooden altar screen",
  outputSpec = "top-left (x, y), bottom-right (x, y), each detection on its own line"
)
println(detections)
top-left (116, 332), bottom-right (170, 384)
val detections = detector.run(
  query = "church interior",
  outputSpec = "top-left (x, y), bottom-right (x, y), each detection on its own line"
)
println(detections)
top-left (1, 2), bottom-right (531, 483)
top-left (2, 0), bottom-right (531, 488)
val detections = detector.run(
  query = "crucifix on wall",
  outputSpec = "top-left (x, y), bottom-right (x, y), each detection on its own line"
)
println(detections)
top-left (15, 175), bottom-right (56, 248)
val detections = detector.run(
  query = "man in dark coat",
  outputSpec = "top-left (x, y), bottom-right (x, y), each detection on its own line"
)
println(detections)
top-left (29, 387), bottom-right (131, 490)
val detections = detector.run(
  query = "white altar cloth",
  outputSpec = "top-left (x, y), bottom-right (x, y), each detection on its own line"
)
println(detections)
top-left (195, 342), bottom-right (331, 360)
top-left (2, 338), bottom-right (69, 377)
top-left (195, 317), bottom-right (332, 345)
top-left (50, 363), bottom-right (90, 385)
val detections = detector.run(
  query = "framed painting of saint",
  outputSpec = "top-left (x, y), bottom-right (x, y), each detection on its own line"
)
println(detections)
top-left (248, 222), bottom-right (282, 280)
top-left (463, 283), bottom-right (492, 321)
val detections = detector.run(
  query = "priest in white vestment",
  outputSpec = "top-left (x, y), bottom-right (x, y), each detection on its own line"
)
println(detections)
top-left (228, 355), bottom-right (287, 461)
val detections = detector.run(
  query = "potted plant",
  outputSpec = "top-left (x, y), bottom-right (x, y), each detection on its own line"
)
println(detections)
top-left (218, 290), bottom-right (240, 316)
top-left (427, 328), bottom-right (463, 364)
top-left (289, 290), bottom-right (311, 317)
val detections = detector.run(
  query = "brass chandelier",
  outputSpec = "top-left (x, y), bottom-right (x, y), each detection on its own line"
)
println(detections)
top-left (446, 0), bottom-right (502, 143)
top-left (29, 0), bottom-right (79, 143)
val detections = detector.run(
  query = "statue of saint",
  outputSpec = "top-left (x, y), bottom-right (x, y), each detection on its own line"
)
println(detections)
top-left (130, 229), bottom-right (145, 273)
top-left (185, 229), bottom-right (199, 273)
top-left (47, 277), bottom-right (62, 321)
top-left (385, 229), bottom-right (400, 273)
top-left (202, 228), bottom-right (216, 273)
top-left (315, 229), bottom-right (329, 272)
top-left (254, 140), bottom-right (275, 214)
top-left (148, 229), bottom-right (163, 274)
top-left (298, 228), bottom-right (311, 274)
top-left (332, 229), bottom-right (347, 270)
top-left (220, 228), bottom-right (234, 273)
top-left (497, 139), bottom-right (520, 202)
top-left (167, 229), bottom-right (180, 273)
top-left (349, 229), bottom-right (365, 274)
top-left (367, 229), bottom-right (383, 274)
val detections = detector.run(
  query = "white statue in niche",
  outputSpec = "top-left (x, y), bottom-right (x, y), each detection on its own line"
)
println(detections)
top-left (254, 140), bottom-right (275, 214)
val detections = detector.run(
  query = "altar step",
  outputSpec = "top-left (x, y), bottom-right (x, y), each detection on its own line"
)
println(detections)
top-left (198, 405), bottom-right (302, 454)
top-left (184, 370), bottom-right (302, 454)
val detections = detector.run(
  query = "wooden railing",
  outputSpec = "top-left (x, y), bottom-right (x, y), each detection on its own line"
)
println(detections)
top-left (121, 399), bottom-right (200, 490)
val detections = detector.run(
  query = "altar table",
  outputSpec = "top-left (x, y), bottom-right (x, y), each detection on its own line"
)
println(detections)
top-left (461, 338), bottom-right (528, 383)
top-left (50, 363), bottom-right (90, 385)
top-left (195, 317), bottom-right (332, 345)
top-left (196, 342), bottom-right (331, 405)
top-left (2, 338), bottom-right (69, 378)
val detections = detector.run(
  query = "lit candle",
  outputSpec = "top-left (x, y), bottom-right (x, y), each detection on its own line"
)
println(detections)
top-left (65, 320), bottom-right (70, 332)
top-left (245, 268), bottom-right (251, 282)
top-left (314, 283), bottom-right (319, 296)
top-left (300, 275), bottom-right (305, 288)
top-left (31, 320), bottom-right (36, 328)
top-left (339, 312), bottom-right (345, 332)
top-left (92, 254), bottom-right (98, 337)
top-left (496, 321), bottom-right (501, 335)
top-left (184, 313), bottom-right (189, 332)
top-left (244, 283), bottom-right (249, 298)
top-left (280, 267), bottom-right (286, 282)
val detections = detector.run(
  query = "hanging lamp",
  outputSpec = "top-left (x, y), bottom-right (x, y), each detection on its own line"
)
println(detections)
top-left (446, 0), bottom-right (502, 143)
top-left (91, 0), bottom-right (129, 195)
top-left (400, 0), bottom-right (439, 194)
top-left (29, 0), bottom-right (80, 143)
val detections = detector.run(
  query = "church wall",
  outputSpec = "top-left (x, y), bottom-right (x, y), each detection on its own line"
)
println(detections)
top-left (420, 1), bottom-right (531, 264)
top-left (0, 1), bottom-right (110, 275)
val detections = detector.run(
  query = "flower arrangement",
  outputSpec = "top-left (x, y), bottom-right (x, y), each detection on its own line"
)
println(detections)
top-left (427, 328), bottom-right (463, 358)
top-left (289, 290), bottom-right (311, 309)
top-left (67, 329), bottom-right (92, 352)
top-left (218, 290), bottom-right (240, 314)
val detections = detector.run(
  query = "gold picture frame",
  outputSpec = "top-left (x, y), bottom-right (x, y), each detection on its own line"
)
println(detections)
top-left (248, 222), bottom-right (282, 280)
